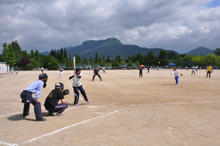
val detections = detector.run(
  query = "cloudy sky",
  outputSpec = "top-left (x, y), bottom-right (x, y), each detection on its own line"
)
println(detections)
top-left (0, 0), bottom-right (220, 54)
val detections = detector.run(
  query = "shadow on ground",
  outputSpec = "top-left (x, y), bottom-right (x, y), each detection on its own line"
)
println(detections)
top-left (7, 114), bottom-right (36, 121)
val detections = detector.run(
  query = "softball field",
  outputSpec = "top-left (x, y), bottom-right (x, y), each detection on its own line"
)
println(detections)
top-left (0, 69), bottom-right (220, 146)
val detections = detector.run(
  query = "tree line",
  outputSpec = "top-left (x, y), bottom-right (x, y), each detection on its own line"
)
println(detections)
top-left (1, 40), bottom-right (220, 70)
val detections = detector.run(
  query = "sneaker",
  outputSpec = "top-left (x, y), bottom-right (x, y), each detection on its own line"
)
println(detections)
top-left (48, 112), bottom-right (56, 116)
top-left (74, 104), bottom-right (79, 106)
top-left (87, 100), bottom-right (90, 103)
top-left (36, 118), bottom-right (46, 121)
top-left (23, 113), bottom-right (29, 117)
top-left (56, 113), bottom-right (63, 116)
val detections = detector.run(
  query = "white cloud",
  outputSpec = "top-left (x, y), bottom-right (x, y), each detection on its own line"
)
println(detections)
top-left (0, 0), bottom-right (219, 54)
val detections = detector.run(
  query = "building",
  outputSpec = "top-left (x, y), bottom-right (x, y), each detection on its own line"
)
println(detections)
top-left (0, 62), bottom-right (10, 74)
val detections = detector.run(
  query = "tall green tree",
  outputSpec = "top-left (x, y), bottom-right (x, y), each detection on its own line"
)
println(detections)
top-left (204, 54), bottom-right (218, 65)
top-left (158, 50), bottom-right (168, 65)
top-left (214, 48), bottom-right (220, 56)
top-left (75, 54), bottom-right (81, 64)
top-left (95, 53), bottom-right (99, 63)
top-left (127, 59), bottom-right (133, 67)
top-left (136, 53), bottom-right (144, 64)
top-left (82, 56), bottom-right (88, 64)
top-left (116, 55), bottom-right (122, 63)
top-left (147, 51), bottom-right (156, 65)
top-left (48, 57), bottom-right (59, 69)
top-left (106, 56), bottom-right (111, 63)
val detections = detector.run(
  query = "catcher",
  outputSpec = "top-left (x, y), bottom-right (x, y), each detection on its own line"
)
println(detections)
top-left (44, 82), bottom-right (69, 116)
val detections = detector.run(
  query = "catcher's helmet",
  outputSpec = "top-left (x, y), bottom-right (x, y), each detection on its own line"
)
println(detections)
top-left (39, 73), bottom-right (48, 88)
top-left (39, 73), bottom-right (48, 80)
top-left (55, 82), bottom-right (64, 91)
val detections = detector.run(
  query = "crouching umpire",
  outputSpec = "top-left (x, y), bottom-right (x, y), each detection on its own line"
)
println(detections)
top-left (20, 73), bottom-right (48, 121)
top-left (44, 82), bottom-right (68, 116)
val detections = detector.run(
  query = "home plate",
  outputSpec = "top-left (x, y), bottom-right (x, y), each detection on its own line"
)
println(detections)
top-left (88, 106), bottom-right (99, 108)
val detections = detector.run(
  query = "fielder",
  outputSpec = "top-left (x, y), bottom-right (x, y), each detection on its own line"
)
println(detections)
top-left (102, 66), bottom-right (106, 73)
top-left (59, 66), bottom-right (63, 78)
top-left (206, 65), bottom-right (212, 78)
top-left (171, 67), bottom-right (182, 85)
top-left (139, 66), bottom-right (143, 77)
top-left (69, 67), bottom-right (89, 105)
top-left (15, 66), bottom-right (18, 74)
top-left (191, 65), bottom-right (196, 76)
top-left (41, 67), bottom-right (44, 73)
top-left (92, 67), bottom-right (102, 81)
top-left (20, 73), bottom-right (48, 121)
top-left (44, 82), bottom-right (68, 116)
top-left (11, 66), bottom-right (14, 73)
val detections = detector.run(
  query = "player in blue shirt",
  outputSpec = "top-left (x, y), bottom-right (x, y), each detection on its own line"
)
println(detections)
top-left (20, 73), bottom-right (48, 121)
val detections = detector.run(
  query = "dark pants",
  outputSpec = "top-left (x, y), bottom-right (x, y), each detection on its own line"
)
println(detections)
top-left (92, 74), bottom-right (102, 81)
top-left (20, 91), bottom-right (43, 120)
top-left (73, 85), bottom-right (89, 104)
top-left (139, 70), bottom-right (143, 77)
top-left (206, 71), bottom-right (211, 78)
top-left (191, 70), bottom-right (195, 75)
top-left (53, 104), bottom-right (68, 114)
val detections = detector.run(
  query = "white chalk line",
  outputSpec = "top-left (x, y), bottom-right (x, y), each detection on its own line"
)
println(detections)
top-left (145, 101), bottom-right (220, 106)
top-left (0, 141), bottom-right (17, 146)
top-left (93, 112), bottom-right (106, 115)
top-left (23, 108), bottom-right (124, 144)
top-left (63, 77), bottom-right (83, 101)
top-left (0, 111), bottom-right (23, 118)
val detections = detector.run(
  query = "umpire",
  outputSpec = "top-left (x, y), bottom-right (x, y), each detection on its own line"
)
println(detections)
top-left (20, 73), bottom-right (48, 121)
top-left (44, 82), bottom-right (68, 116)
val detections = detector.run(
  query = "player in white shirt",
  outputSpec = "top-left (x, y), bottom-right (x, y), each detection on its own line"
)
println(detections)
top-left (69, 67), bottom-right (89, 105)
top-left (171, 67), bottom-right (182, 85)
top-left (59, 66), bottom-right (63, 78)
top-left (191, 65), bottom-right (196, 75)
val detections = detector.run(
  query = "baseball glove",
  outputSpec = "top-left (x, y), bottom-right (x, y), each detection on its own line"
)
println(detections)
top-left (63, 89), bottom-right (69, 96)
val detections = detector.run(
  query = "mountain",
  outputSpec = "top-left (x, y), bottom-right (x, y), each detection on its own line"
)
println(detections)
top-left (67, 38), bottom-right (178, 58)
top-left (40, 51), bottom-right (50, 56)
top-left (186, 47), bottom-right (214, 56)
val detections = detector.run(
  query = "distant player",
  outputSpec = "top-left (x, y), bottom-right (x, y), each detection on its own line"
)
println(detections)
top-left (59, 66), bottom-right (63, 78)
top-left (171, 67), bottom-right (182, 85)
top-left (20, 73), bottom-right (48, 121)
top-left (157, 66), bottom-right (158, 71)
top-left (11, 66), bottom-right (14, 73)
top-left (102, 66), bottom-right (106, 73)
top-left (41, 67), bottom-right (44, 73)
top-left (15, 66), bottom-right (18, 74)
top-left (92, 67), bottom-right (102, 81)
top-left (191, 65), bottom-right (196, 76)
top-left (44, 82), bottom-right (68, 116)
top-left (206, 65), bottom-right (212, 78)
top-left (147, 66), bottom-right (150, 73)
top-left (69, 67), bottom-right (90, 105)
top-left (196, 66), bottom-right (198, 72)
top-left (139, 66), bottom-right (143, 77)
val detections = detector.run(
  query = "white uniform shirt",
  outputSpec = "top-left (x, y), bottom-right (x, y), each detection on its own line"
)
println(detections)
top-left (192, 66), bottom-right (195, 71)
top-left (71, 73), bottom-right (82, 87)
top-left (172, 70), bottom-right (181, 77)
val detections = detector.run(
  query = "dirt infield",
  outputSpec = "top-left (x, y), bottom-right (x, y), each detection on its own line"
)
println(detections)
top-left (0, 69), bottom-right (220, 146)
